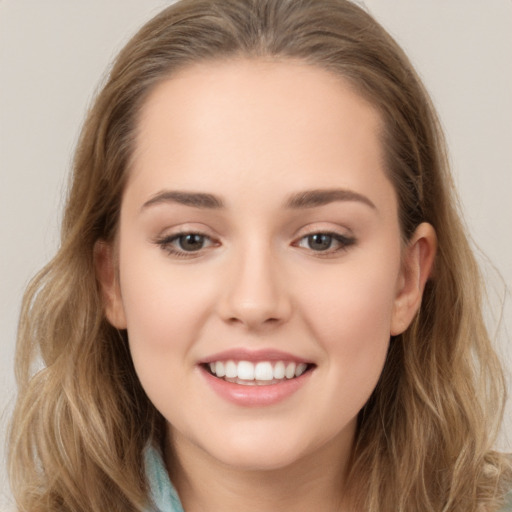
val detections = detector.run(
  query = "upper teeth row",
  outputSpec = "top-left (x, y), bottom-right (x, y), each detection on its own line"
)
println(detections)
top-left (209, 360), bottom-right (308, 381)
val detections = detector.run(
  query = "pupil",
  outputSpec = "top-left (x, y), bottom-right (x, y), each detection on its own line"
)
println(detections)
top-left (308, 234), bottom-right (332, 251)
top-left (180, 234), bottom-right (204, 251)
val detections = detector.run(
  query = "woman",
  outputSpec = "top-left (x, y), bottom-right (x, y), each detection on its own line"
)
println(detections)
top-left (8, 0), bottom-right (512, 510)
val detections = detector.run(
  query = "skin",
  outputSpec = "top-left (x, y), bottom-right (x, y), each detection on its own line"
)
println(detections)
top-left (96, 59), bottom-right (436, 511)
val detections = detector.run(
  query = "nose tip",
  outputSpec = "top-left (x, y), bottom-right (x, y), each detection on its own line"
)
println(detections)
top-left (217, 250), bottom-right (291, 330)
top-left (224, 298), bottom-right (285, 329)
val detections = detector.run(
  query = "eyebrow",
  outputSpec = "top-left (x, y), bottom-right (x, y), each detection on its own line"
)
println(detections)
top-left (141, 190), bottom-right (224, 210)
top-left (285, 189), bottom-right (376, 210)
top-left (141, 187), bottom-right (376, 212)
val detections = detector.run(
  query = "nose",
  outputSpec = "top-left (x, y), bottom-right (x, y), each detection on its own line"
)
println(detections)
top-left (216, 242), bottom-right (292, 330)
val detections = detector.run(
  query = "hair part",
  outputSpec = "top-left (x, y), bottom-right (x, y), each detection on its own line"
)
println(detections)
top-left (9, 1), bottom-right (511, 511)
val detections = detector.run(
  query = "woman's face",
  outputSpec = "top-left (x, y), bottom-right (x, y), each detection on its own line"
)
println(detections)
top-left (100, 59), bottom-right (433, 473)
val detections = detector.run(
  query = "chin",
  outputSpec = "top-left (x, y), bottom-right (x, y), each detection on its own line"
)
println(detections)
top-left (211, 443), bottom-right (309, 472)
top-left (194, 424), bottom-right (327, 472)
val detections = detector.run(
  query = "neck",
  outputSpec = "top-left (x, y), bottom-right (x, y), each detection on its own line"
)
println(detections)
top-left (165, 427), bottom-right (355, 512)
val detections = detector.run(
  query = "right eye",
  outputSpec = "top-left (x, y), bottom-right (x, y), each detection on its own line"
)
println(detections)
top-left (173, 233), bottom-right (208, 251)
top-left (300, 233), bottom-right (336, 251)
top-left (155, 232), bottom-right (217, 258)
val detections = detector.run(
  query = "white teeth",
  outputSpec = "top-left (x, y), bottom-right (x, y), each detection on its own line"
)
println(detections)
top-left (237, 361), bottom-right (255, 380)
top-left (285, 362), bottom-right (296, 379)
top-left (216, 361), bottom-right (225, 378)
top-left (295, 363), bottom-right (307, 377)
top-left (225, 360), bottom-right (237, 378)
top-left (208, 360), bottom-right (309, 382)
top-left (273, 361), bottom-right (285, 379)
top-left (254, 362), bottom-right (273, 381)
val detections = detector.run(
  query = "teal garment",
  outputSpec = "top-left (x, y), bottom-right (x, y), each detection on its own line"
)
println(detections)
top-left (501, 490), bottom-right (512, 512)
top-left (144, 446), bottom-right (512, 512)
top-left (144, 446), bottom-right (184, 512)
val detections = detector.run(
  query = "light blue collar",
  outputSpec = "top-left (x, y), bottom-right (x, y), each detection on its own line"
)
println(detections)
top-left (502, 489), bottom-right (512, 512)
top-left (144, 445), bottom-right (184, 512)
top-left (143, 445), bottom-right (512, 512)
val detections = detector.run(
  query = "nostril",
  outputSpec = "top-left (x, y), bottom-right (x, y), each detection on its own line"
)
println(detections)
top-left (226, 315), bottom-right (282, 327)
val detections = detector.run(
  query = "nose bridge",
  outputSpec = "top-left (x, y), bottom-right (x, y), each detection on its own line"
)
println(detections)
top-left (219, 237), bottom-right (291, 328)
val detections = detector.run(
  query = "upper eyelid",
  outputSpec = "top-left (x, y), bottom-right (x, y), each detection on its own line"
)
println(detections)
top-left (296, 230), bottom-right (352, 240)
top-left (161, 229), bottom-right (213, 238)
top-left (292, 223), bottom-right (354, 239)
top-left (294, 231), bottom-right (355, 246)
top-left (153, 223), bottom-right (217, 239)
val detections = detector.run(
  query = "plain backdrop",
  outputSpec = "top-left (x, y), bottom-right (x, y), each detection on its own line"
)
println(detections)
top-left (1, 1), bottom-right (511, 509)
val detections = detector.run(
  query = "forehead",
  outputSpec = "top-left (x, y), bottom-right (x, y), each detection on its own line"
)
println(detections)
top-left (127, 58), bottom-right (393, 213)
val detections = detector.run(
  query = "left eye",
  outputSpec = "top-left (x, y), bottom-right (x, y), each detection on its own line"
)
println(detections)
top-left (296, 232), bottom-right (354, 252)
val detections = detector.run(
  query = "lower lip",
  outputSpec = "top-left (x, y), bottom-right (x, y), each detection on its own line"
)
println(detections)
top-left (200, 366), bottom-right (312, 407)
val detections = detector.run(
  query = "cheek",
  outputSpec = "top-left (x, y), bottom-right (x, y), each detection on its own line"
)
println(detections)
top-left (117, 254), bottom-right (207, 417)
top-left (120, 273), bottom-right (184, 350)
top-left (299, 254), bottom-right (400, 341)
top-left (116, 240), bottom-right (226, 410)
top-left (295, 251), bottom-right (401, 402)
top-left (117, 239), bottom-right (214, 350)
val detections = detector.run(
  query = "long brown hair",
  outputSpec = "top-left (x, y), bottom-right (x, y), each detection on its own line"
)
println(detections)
top-left (9, 1), bottom-right (511, 510)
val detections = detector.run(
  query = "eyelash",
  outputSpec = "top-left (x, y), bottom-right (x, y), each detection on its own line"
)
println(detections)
top-left (154, 230), bottom-right (356, 259)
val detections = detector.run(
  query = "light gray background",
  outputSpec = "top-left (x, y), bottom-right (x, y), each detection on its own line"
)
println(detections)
top-left (1, 1), bottom-right (511, 509)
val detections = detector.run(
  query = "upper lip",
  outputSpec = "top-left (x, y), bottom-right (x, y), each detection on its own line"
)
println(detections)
top-left (199, 348), bottom-right (311, 364)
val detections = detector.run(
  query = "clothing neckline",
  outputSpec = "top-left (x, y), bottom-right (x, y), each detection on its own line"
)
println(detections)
top-left (144, 445), bottom-right (184, 512)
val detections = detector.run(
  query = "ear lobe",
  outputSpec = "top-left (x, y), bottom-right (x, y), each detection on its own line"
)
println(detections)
top-left (390, 222), bottom-right (437, 336)
top-left (93, 240), bottom-right (127, 329)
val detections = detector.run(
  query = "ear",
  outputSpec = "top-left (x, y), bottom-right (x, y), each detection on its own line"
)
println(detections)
top-left (93, 240), bottom-right (127, 329)
top-left (390, 222), bottom-right (437, 336)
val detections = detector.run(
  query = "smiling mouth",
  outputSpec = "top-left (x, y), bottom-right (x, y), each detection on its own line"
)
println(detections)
top-left (203, 360), bottom-right (315, 386)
